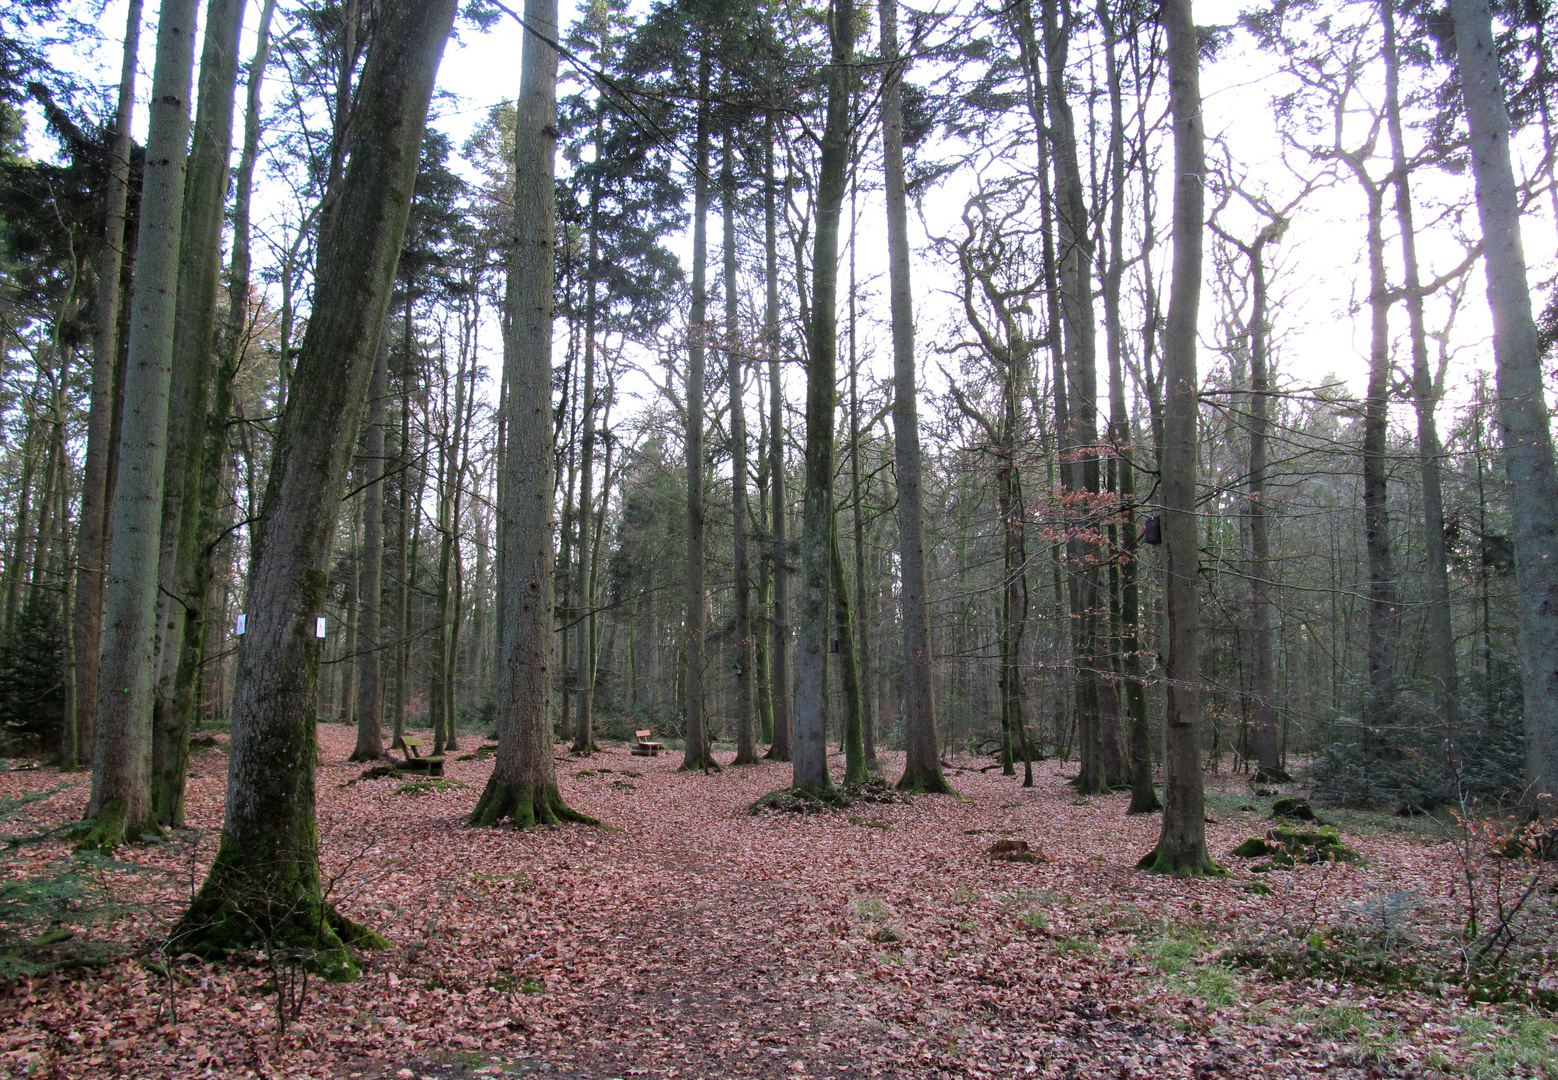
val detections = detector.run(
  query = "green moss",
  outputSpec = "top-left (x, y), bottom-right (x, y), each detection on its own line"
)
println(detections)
top-left (1136, 845), bottom-right (1227, 876)
top-left (76, 798), bottom-right (163, 854)
top-left (468, 778), bottom-right (600, 829)
top-left (1230, 837), bottom-right (1270, 858)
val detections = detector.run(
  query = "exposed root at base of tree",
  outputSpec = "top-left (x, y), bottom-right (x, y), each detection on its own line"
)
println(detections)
top-left (750, 777), bottom-right (913, 815)
top-left (679, 755), bottom-right (722, 774)
top-left (174, 865), bottom-right (390, 982)
top-left (1135, 845), bottom-right (1227, 876)
top-left (75, 799), bottom-right (163, 854)
top-left (467, 778), bottom-right (601, 829)
top-left (896, 767), bottom-right (955, 796)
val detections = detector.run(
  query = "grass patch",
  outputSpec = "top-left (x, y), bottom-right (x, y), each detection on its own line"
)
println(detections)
top-left (1427, 1015), bottom-right (1558, 1079)
top-left (1139, 924), bottom-right (1240, 1007)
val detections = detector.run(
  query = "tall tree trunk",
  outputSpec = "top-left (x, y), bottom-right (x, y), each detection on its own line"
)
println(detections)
top-left (794, 0), bottom-right (854, 795)
top-left (764, 130), bottom-right (793, 763)
top-left (85, 0), bottom-right (201, 851)
top-left (1098, 0), bottom-right (1160, 812)
top-left (881, 0), bottom-right (949, 793)
top-left (1450, 0), bottom-right (1558, 812)
top-left (1384, 0), bottom-right (1458, 756)
top-left (470, 0), bottom-right (591, 827)
top-left (1243, 233), bottom-right (1288, 782)
top-left (1143, 0), bottom-right (1216, 875)
top-left (351, 336), bottom-right (389, 760)
top-left (175, 0), bottom-right (457, 964)
top-left (831, 519), bottom-right (868, 784)
top-left (152, 0), bottom-right (247, 827)
top-left (681, 48), bottom-right (718, 773)
top-left (848, 185), bottom-right (877, 772)
top-left (726, 121), bottom-right (759, 767)
top-left (572, 175), bottom-right (600, 755)
top-left (71, 0), bottom-right (142, 769)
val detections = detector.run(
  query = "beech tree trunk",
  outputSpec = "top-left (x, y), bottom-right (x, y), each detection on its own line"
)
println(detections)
top-left (1450, 0), bottom-right (1558, 811)
top-left (470, 0), bottom-right (592, 828)
top-left (175, 0), bottom-right (457, 969)
top-left (71, 0), bottom-right (142, 770)
top-left (1144, 0), bottom-right (1216, 875)
top-left (881, 0), bottom-right (949, 794)
top-left (85, 0), bottom-right (201, 851)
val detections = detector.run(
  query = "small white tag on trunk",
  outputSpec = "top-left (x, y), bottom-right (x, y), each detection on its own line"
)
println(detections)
top-left (315, 617), bottom-right (327, 638)
top-left (235, 614), bottom-right (246, 635)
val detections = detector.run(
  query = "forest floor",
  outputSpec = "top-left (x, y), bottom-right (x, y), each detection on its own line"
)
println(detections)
top-left (2, 725), bottom-right (1556, 1080)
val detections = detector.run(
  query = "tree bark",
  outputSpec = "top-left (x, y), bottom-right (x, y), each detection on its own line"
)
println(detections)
top-left (1450, 0), bottom-right (1558, 811)
top-left (149, 0), bottom-right (246, 828)
top-left (1384, 0), bottom-right (1457, 755)
top-left (351, 336), bottom-right (389, 760)
top-left (764, 131), bottom-right (793, 763)
top-left (680, 47), bottom-right (719, 774)
top-left (1143, 0), bottom-right (1216, 875)
top-left (471, 0), bottom-right (592, 828)
top-left (175, 0), bottom-right (457, 968)
top-left (84, 0), bottom-right (201, 851)
top-left (881, 0), bottom-right (950, 794)
top-left (793, 0), bottom-right (853, 795)
top-left (71, 0), bottom-right (142, 770)
top-left (726, 120), bottom-right (759, 767)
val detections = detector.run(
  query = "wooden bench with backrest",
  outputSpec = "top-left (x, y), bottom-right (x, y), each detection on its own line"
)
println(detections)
top-left (631, 729), bottom-right (665, 757)
top-left (393, 734), bottom-right (444, 776)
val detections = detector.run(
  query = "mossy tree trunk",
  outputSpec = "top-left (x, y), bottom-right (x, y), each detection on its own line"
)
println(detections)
top-left (472, 0), bottom-right (593, 828)
top-left (85, 0), bottom-right (200, 851)
top-left (1144, 0), bottom-right (1217, 875)
top-left (176, 0), bottom-right (458, 965)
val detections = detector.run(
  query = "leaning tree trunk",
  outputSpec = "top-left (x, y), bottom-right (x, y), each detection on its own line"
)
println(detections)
top-left (71, 0), bottom-right (142, 771)
top-left (793, 0), bottom-right (853, 795)
top-left (175, 0), bottom-right (458, 970)
top-left (681, 48), bottom-right (718, 773)
top-left (1450, 0), bottom-right (1558, 812)
top-left (1142, 0), bottom-right (1216, 875)
top-left (726, 121), bottom-right (759, 767)
top-left (151, 0), bottom-right (247, 828)
top-left (470, 0), bottom-right (593, 829)
top-left (84, 0), bottom-right (201, 851)
top-left (351, 336), bottom-right (389, 761)
top-left (881, 0), bottom-right (950, 794)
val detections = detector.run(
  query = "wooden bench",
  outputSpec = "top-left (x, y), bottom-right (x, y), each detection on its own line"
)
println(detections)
top-left (393, 735), bottom-right (444, 776)
top-left (631, 729), bottom-right (665, 757)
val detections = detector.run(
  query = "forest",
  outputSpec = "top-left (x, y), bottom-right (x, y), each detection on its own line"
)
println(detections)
top-left (1, 0), bottom-right (1557, 1075)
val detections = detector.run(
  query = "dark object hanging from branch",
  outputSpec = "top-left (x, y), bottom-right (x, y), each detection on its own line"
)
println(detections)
top-left (1143, 516), bottom-right (1162, 545)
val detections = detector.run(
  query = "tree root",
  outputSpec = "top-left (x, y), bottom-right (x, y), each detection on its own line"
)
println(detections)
top-left (468, 778), bottom-right (601, 829)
